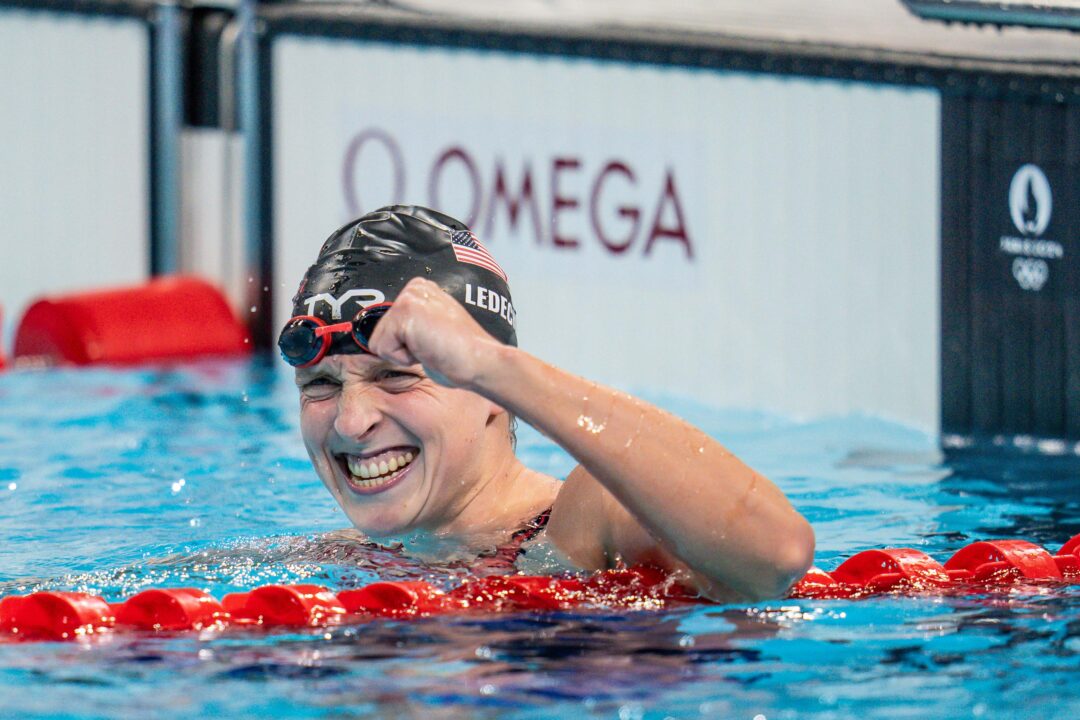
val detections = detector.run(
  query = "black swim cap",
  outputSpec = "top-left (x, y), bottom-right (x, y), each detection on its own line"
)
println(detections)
top-left (290, 206), bottom-right (516, 356)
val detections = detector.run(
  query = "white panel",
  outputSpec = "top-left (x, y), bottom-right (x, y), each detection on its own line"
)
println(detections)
top-left (273, 38), bottom-right (940, 430)
top-left (0, 10), bottom-right (149, 335)
top-left (180, 128), bottom-right (246, 312)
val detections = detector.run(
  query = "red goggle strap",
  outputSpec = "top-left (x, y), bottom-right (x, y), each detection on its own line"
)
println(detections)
top-left (314, 321), bottom-right (352, 337)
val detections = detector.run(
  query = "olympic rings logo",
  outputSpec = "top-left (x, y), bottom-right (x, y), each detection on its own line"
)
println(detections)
top-left (1012, 257), bottom-right (1049, 292)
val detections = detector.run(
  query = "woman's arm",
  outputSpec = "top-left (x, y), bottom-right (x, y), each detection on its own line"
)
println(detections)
top-left (474, 346), bottom-right (814, 600)
top-left (369, 278), bottom-right (815, 600)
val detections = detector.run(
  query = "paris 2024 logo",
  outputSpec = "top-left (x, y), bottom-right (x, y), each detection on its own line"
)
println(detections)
top-left (1000, 164), bottom-right (1061, 292)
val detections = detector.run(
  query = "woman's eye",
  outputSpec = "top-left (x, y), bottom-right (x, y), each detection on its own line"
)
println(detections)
top-left (300, 378), bottom-right (340, 400)
top-left (375, 370), bottom-right (420, 390)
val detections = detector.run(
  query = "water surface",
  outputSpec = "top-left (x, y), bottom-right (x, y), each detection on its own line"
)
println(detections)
top-left (0, 361), bottom-right (1076, 719)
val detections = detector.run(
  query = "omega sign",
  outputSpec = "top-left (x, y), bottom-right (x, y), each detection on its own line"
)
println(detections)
top-left (999, 163), bottom-right (1062, 292)
top-left (341, 128), bottom-right (694, 259)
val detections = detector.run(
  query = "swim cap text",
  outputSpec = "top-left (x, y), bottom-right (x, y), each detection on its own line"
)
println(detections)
top-left (464, 283), bottom-right (516, 328)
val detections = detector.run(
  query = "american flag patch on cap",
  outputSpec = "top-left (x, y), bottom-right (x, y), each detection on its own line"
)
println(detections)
top-left (449, 230), bottom-right (508, 282)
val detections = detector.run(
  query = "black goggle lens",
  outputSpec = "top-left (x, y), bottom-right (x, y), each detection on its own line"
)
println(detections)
top-left (352, 304), bottom-right (392, 349)
top-left (278, 318), bottom-right (322, 367)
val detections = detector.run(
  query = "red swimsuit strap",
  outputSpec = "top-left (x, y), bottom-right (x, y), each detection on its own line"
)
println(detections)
top-left (508, 507), bottom-right (553, 546)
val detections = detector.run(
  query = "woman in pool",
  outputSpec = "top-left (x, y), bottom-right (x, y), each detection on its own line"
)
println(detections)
top-left (279, 205), bottom-right (814, 601)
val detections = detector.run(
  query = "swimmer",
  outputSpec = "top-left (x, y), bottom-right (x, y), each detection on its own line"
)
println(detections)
top-left (280, 205), bottom-right (814, 600)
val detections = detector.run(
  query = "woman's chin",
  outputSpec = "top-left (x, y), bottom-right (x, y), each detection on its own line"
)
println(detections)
top-left (344, 509), bottom-right (417, 540)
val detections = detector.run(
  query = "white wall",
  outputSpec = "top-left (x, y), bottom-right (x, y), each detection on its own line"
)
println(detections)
top-left (0, 10), bottom-right (150, 335)
top-left (273, 38), bottom-right (940, 429)
top-left (180, 128), bottom-right (246, 312)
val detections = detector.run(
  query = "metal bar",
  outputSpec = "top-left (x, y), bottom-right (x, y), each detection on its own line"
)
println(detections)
top-left (149, 0), bottom-right (183, 275)
top-left (237, 0), bottom-right (274, 350)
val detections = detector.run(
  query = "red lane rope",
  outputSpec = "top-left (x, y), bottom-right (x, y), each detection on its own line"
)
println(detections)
top-left (789, 533), bottom-right (1079, 599)
top-left (2, 533), bottom-right (1077, 642)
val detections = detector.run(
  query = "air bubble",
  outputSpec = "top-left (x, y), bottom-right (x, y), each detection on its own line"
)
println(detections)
top-left (7, 482), bottom-right (15, 491)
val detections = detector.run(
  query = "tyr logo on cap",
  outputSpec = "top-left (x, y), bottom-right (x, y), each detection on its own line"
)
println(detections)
top-left (304, 289), bottom-right (386, 319)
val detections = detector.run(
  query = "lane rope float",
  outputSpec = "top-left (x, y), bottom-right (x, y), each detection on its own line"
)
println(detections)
top-left (2, 533), bottom-right (1077, 642)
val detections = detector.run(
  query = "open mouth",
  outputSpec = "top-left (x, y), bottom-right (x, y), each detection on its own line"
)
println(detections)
top-left (338, 447), bottom-right (419, 493)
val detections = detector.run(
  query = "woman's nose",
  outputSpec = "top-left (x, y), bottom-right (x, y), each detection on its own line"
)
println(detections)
top-left (333, 386), bottom-right (382, 441)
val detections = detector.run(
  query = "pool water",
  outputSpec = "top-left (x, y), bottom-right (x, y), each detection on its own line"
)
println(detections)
top-left (0, 360), bottom-right (1077, 719)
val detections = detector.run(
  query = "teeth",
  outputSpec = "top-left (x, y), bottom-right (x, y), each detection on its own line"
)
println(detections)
top-left (345, 450), bottom-right (417, 486)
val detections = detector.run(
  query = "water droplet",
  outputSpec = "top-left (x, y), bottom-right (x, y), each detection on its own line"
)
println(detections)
top-left (189, 518), bottom-right (201, 527)
top-left (249, 306), bottom-right (257, 313)
top-left (7, 482), bottom-right (16, 491)
top-left (480, 684), bottom-right (496, 695)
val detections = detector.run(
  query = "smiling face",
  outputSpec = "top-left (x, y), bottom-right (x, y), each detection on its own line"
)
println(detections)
top-left (295, 354), bottom-right (514, 538)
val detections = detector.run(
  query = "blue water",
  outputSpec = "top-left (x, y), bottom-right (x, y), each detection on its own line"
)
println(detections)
top-left (0, 360), bottom-right (1077, 719)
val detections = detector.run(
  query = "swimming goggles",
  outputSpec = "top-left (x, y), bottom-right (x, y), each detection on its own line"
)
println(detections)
top-left (277, 303), bottom-right (393, 368)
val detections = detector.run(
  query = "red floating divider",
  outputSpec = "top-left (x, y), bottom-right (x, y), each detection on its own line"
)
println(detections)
top-left (337, 581), bottom-right (447, 617)
top-left (222, 584), bottom-right (347, 627)
top-left (831, 548), bottom-right (951, 593)
top-left (944, 540), bottom-right (1062, 584)
top-left (2, 533), bottom-right (1079, 643)
top-left (788, 567), bottom-right (847, 599)
top-left (582, 565), bottom-right (697, 606)
top-left (1059, 534), bottom-right (1080, 558)
top-left (789, 532), bottom-right (1080, 599)
top-left (446, 575), bottom-right (581, 612)
top-left (13, 276), bottom-right (249, 366)
top-left (505, 575), bottom-right (587, 608)
top-left (1054, 534), bottom-right (1080, 578)
top-left (114, 588), bottom-right (226, 631)
top-left (0, 592), bottom-right (113, 641)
